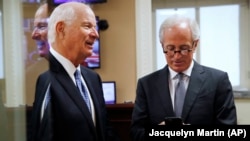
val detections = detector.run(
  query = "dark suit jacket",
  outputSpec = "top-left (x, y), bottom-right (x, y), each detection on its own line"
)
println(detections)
top-left (28, 70), bottom-right (51, 141)
top-left (130, 61), bottom-right (237, 141)
top-left (29, 53), bottom-right (119, 141)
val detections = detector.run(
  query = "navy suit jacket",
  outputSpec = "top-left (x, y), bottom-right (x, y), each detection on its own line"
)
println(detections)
top-left (28, 70), bottom-right (51, 141)
top-left (29, 53), bottom-right (119, 141)
top-left (130, 61), bottom-right (237, 141)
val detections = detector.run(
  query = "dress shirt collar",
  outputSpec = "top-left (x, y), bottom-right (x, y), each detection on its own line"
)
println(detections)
top-left (169, 60), bottom-right (194, 79)
top-left (49, 47), bottom-right (80, 83)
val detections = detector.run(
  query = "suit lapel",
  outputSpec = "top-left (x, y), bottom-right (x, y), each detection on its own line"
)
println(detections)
top-left (38, 76), bottom-right (50, 112)
top-left (38, 101), bottom-right (53, 141)
top-left (80, 68), bottom-right (106, 140)
top-left (35, 79), bottom-right (50, 122)
top-left (49, 53), bottom-right (95, 130)
top-left (157, 66), bottom-right (175, 116)
top-left (182, 61), bottom-right (206, 120)
top-left (34, 72), bottom-right (52, 141)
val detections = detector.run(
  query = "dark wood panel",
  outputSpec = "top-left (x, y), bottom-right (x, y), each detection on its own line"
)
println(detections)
top-left (106, 103), bottom-right (134, 141)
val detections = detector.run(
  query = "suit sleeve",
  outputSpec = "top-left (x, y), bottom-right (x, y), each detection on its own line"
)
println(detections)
top-left (130, 79), bottom-right (148, 141)
top-left (215, 72), bottom-right (237, 124)
top-left (28, 74), bottom-right (44, 141)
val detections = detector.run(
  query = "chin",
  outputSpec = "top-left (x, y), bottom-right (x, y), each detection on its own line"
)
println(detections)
top-left (172, 66), bottom-right (186, 72)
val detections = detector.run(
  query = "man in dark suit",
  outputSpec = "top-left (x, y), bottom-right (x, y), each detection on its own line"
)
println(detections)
top-left (26, 5), bottom-right (50, 133)
top-left (130, 14), bottom-right (237, 141)
top-left (26, 1), bottom-right (50, 106)
top-left (27, 2), bottom-right (50, 141)
top-left (29, 2), bottom-right (119, 141)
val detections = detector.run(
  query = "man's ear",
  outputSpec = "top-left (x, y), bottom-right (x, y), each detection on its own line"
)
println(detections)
top-left (56, 21), bottom-right (65, 39)
top-left (192, 40), bottom-right (199, 52)
top-left (193, 39), bottom-right (199, 47)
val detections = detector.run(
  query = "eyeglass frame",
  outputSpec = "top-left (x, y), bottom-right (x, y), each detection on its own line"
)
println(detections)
top-left (162, 41), bottom-right (196, 56)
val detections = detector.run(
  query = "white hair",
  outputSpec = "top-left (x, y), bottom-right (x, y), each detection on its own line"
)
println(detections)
top-left (159, 14), bottom-right (200, 43)
top-left (47, 2), bottom-right (79, 45)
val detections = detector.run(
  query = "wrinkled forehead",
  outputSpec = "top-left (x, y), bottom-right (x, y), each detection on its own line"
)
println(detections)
top-left (33, 17), bottom-right (49, 24)
top-left (76, 7), bottom-right (96, 24)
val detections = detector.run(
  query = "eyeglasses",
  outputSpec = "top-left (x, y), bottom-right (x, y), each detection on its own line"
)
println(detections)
top-left (163, 48), bottom-right (193, 56)
top-left (162, 41), bottom-right (197, 56)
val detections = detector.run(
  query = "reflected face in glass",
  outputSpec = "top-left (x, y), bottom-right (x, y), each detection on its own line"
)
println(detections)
top-left (161, 23), bottom-right (196, 72)
top-left (31, 4), bottom-right (50, 59)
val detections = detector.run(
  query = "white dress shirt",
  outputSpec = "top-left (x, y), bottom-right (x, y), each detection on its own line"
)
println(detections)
top-left (49, 47), bottom-right (96, 125)
top-left (168, 60), bottom-right (194, 110)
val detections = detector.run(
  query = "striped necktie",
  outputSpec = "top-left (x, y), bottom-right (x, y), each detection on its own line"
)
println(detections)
top-left (74, 70), bottom-right (91, 113)
top-left (174, 73), bottom-right (186, 117)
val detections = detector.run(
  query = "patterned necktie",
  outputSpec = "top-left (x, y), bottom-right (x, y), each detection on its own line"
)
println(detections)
top-left (174, 73), bottom-right (186, 117)
top-left (74, 69), bottom-right (91, 113)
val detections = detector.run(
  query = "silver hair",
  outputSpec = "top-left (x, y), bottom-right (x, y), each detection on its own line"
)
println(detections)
top-left (47, 3), bottom-right (78, 45)
top-left (159, 14), bottom-right (200, 43)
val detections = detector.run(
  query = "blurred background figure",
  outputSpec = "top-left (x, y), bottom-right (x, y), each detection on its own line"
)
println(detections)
top-left (31, 2), bottom-right (50, 60)
top-left (27, 2), bottom-right (50, 140)
top-left (25, 2), bottom-right (50, 106)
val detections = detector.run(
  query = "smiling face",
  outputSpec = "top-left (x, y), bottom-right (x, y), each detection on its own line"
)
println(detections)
top-left (31, 3), bottom-right (50, 59)
top-left (161, 23), bottom-right (197, 72)
top-left (55, 4), bottom-right (99, 66)
top-left (68, 7), bottom-right (98, 61)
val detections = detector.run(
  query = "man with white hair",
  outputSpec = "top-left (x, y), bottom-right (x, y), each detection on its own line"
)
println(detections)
top-left (30, 2), bottom-right (120, 141)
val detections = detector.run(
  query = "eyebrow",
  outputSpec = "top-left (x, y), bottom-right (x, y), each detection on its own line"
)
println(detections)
top-left (166, 44), bottom-right (191, 48)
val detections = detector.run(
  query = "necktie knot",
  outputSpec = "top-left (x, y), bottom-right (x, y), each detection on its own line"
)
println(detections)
top-left (176, 73), bottom-right (184, 81)
top-left (74, 70), bottom-right (81, 81)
